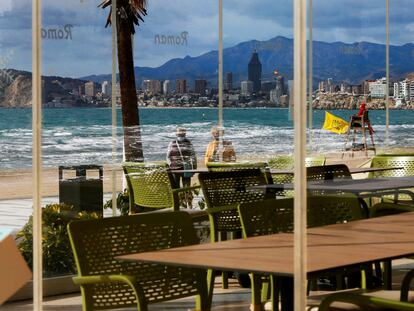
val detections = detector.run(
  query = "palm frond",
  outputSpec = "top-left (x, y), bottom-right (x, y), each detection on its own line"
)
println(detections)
top-left (99, 0), bottom-right (148, 34)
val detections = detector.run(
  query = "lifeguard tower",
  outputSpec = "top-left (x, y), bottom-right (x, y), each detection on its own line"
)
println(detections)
top-left (343, 110), bottom-right (376, 157)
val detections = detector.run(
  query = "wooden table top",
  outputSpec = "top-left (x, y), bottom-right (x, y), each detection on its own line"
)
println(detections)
top-left (256, 176), bottom-right (414, 194)
top-left (119, 212), bottom-right (414, 277)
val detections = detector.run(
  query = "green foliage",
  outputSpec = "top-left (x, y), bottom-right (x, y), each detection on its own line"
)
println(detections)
top-left (16, 203), bottom-right (99, 277)
top-left (103, 189), bottom-right (130, 216)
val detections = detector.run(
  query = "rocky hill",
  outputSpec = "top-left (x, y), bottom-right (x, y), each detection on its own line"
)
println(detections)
top-left (0, 69), bottom-right (86, 108)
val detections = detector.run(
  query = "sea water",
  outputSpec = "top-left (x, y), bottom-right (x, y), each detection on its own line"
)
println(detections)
top-left (1, 107), bottom-right (413, 169)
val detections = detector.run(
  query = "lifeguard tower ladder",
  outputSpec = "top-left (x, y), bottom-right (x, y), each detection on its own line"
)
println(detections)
top-left (343, 111), bottom-right (376, 158)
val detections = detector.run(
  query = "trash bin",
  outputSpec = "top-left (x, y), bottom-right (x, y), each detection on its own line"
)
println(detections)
top-left (59, 165), bottom-right (103, 216)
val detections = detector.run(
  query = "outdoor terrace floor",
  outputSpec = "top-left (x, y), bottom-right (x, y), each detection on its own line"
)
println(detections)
top-left (3, 259), bottom-right (414, 311)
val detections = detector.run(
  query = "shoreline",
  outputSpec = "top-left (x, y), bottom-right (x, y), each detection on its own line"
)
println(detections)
top-left (1, 146), bottom-right (413, 200)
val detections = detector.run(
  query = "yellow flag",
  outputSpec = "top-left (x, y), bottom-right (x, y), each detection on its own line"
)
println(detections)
top-left (322, 112), bottom-right (349, 134)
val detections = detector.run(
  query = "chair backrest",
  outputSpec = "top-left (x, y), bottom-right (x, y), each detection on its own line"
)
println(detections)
top-left (306, 164), bottom-right (352, 181)
top-left (307, 195), bottom-right (364, 228)
top-left (68, 211), bottom-right (203, 306)
top-left (268, 155), bottom-right (326, 185)
top-left (207, 161), bottom-right (272, 184)
top-left (268, 155), bottom-right (326, 169)
top-left (123, 162), bottom-right (176, 212)
top-left (305, 156), bottom-right (326, 167)
top-left (238, 198), bottom-right (294, 237)
top-left (238, 195), bottom-right (364, 238)
top-left (199, 169), bottom-right (270, 208)
top-left (369, 155), bottom-right (414, 179)
top-left (207, 161), bottom-right (268, 172)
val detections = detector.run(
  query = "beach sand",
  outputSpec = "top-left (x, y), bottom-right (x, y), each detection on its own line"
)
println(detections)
top-left (0, 147), bottom-right (414, 200)
top-left (2, 146), bottom-right (412, 200)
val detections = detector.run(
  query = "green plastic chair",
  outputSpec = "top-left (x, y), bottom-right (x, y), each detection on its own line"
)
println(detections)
top-left (318, 268), bottom-right (414, 310)
top-left (306, 164), bottom-right (352, 181)
top-left (68, 211), bottom-right (210, 311)
top-left (369, 155), bottom-right (414, 204)
top-left (199, 169), bottom-right (272, 242)
top-left (370, 202), bottom-right (414, 218)
top-left (305, 155), bottom-right (327, 167)
top-left (238, 195), bottom-right (365, 310)
top-left (268, 155), bottom-right (327, 195)
top-left (206, 161), bottom-right (273, 184)
top-left (123, 162), bottom-right (200, 214)
top-left (198, 168), bottom-right (272, 288)
top-left (206, 161), bottom-right (268, 171)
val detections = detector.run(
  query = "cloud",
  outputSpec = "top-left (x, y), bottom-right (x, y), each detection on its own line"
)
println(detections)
top-left (0, 0), bottom-right (413, 77)
top-left (0, 0), bottom-right (13, 15)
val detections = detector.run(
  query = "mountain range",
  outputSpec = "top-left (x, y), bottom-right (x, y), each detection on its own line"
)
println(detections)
top-left (81, 36), bottom-right (414, 87)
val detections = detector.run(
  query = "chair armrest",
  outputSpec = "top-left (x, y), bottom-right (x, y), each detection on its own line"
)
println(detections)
top-left (73, 274), bottom-right (136, 285)
top-left (401, 269), bottom-right (414, 301)
top-left (319, 292), bottom-right (414, 311)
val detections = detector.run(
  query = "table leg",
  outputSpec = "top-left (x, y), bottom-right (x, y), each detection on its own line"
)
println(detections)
top-left (279, 276), bottom-right (293, 311)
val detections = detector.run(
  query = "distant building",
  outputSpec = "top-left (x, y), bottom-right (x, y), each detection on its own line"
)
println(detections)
top-left (351, 85), bottom-right (362, 95)
top-left (78, 84), bottom-right (85, 96)
top-left (241, 80), bottom-right (254, 96)
top-left (394, 79), bottom-right (413, 101)
top-left (270, 76), bottom-right (285, 106)
top-left (142, 80), bottom-right (162, 94)
top-left (261, 81), bottom-right (276, 94)
top-left (163, 80), bottom-right (171, 95)
top-left (248, 50), bottom-right (262, 94)
top-left (176, 79), bottom-right (187, 94)
top-left (225, 72), bottom-right (233, 91)
top-left (363, 80), bottom-right (375, 95)
top-left (194, 79), bottom-right (207, 95)
top-left (101, 81), bottom-right (112, 95)
top-left (369, 78), bottom-right (387, 98)
top-left (85, 81), bottom-right (96, 97)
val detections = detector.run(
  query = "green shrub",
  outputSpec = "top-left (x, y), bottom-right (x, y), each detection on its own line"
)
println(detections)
top-left (16, 203), bottom-right (99, 277)
top-left (103, 189), bottom-right (130, 216)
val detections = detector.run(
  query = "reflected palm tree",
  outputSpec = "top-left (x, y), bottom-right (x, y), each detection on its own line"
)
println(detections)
top-left (99, 0), bottom-right (147, 162)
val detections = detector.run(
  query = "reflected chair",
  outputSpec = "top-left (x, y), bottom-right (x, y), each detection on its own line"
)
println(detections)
top-left (368, 155), bottom-right (414, 205)
top-left (238, 195), bottom-right (365, 311)
top-left (68, 211), bottom-right (210, 311)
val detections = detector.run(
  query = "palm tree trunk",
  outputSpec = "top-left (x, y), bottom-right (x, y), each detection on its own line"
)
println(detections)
top-left (117, 14), bottom-right (144, 162)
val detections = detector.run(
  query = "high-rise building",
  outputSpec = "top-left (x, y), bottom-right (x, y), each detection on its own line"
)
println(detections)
top-left (142, 80), bottom-right (162, 94)
top-left (85, 81), bottom-right (96, 97)
top-left (194, 79), bottom-right (207, 95)
top-left (176, 79), bottom-right (187, 94)
top-left (163, 80), bottom-right (171, 95)
top-left (241, 80), bottom-right (253, 96)
top-left (248, 50), bottom-right (262, 94)
top-left (225, 72), bottom-right (233, 91)
top-left (101, 81), bottom-right (112, 95)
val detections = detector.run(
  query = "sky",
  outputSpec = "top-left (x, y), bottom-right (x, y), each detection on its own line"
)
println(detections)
top-left (0, 0), bottom-right (413, 77)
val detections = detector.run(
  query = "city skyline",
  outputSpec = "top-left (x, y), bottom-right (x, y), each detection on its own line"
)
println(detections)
top-left (0, 0), bottom-right (413, 77)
